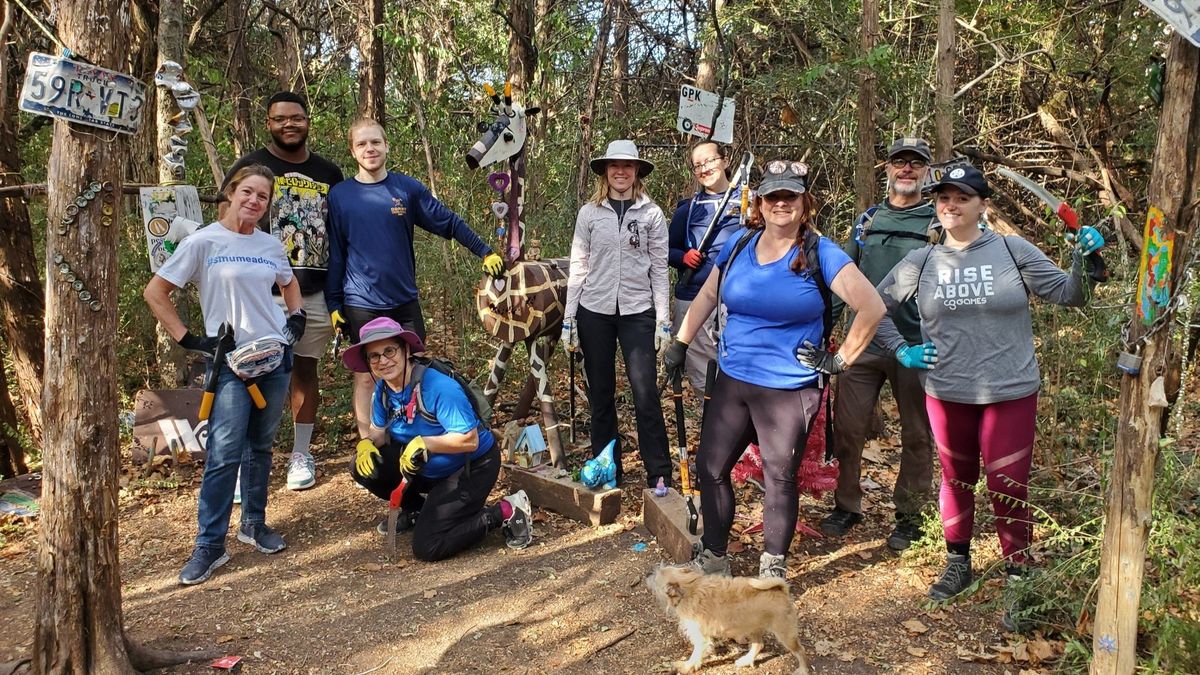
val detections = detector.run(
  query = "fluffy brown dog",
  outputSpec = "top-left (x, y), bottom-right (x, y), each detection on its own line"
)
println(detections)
top-left (646, 565), bottom-right (810, 674)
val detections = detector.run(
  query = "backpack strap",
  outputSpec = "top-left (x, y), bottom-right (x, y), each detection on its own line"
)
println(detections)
top-left (999, 235), bottom-right (1031, 297)
top-left (409, 362), bottom-right (439, 424)
top-left (802, 229), bottom-right (833, 348)
top-left (715, 228), bottom-right (759, 335)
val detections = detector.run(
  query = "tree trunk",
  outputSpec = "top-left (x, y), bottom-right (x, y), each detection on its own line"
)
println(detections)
top-left (0, 1), bottom-right (45, 444)
top-left (227, 0), bottom-right (253, 156)
top-left (854, 0), bottom-right (880, 215)
top-left (694, 0), bottom-right (726, 91)
top-left (506, 0), bottom-right (537, 98)
top-left (0, 359), bottom-right (28, 478)
top-left (934, 0), bottom-right (955, 161)
top-left (357, 0), bottom-right (385, 124)
top-left (1091, 34), bottom-right (1200, 675)
top-left (155, 0), bottom-right (189, 388)
top-left (611, 0), bottom-right (629, 122)
top-left (575, 0), bottom-right (614, 205)
top-left (272, 5), bottom-right (301, 91)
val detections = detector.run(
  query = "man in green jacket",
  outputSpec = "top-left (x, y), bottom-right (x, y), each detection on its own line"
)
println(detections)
top-left (821, 137), bottom-right (937, 550)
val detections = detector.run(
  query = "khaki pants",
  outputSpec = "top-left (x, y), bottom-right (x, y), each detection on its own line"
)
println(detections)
top-left (671, 298), bottom-right (720, 395)
top-left (832, 350), bottom-right (934, 516)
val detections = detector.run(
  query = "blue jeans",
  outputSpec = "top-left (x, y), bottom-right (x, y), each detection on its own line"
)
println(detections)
top-left (195, 352), bottom-right (291, 550)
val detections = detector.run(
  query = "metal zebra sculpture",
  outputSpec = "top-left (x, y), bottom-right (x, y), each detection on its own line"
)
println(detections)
top-left (466, 83), bottom-right (572, 468)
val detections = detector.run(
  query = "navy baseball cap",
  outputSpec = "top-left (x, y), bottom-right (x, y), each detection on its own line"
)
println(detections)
top-left (931, 163), bottom-right (992, 198)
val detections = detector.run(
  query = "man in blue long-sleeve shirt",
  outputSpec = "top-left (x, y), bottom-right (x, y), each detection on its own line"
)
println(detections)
top-left (327, 118), bottom-right (504, 437)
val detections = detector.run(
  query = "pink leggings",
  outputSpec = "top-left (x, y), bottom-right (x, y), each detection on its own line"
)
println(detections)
top-left (925, 393), bottom-right (1037, 564)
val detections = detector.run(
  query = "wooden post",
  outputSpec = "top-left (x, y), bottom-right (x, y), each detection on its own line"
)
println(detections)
top-left (934, 0), bottom-right (955, 162)
top-left (1091, 34), bottom-right (1200, 674)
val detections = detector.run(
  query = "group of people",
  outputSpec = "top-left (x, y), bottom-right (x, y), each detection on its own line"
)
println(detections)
top-left (144, 90), bottom-right (1106, 632)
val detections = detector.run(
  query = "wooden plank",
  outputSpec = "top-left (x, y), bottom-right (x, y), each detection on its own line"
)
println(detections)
top-left (504, 464), bottom-right (621, 526)
top-left (642, 488), bottom-right (702, 563)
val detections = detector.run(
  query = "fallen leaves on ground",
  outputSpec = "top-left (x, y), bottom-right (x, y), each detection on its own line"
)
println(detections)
top-left (901, 618), bottom-right (929, 634)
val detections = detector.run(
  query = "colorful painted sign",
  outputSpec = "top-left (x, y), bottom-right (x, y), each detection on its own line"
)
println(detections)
top-left (139, 186), bottom-right (202, 271)
top-left (677, 85), bottom-right (735, 144)
top-left (19, 52), bottom-right (147, 134)
top-left (1136, 206), bottom-right (1174, 325)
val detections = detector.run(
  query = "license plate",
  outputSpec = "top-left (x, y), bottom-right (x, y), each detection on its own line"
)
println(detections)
top-left (19, 52), bottom-right (147, 135)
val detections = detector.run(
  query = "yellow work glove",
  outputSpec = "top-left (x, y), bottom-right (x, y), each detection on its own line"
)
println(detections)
top-left (482, 253), bottom-right (505, 278)
top-left (399, 436), bottom-right (429, 475)
top-left (330, 309), bottom-right (346, 335)
top-left (355, 439), bottom-right (381, 479)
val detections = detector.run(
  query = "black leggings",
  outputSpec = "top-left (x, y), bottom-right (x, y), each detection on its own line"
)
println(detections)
top-left (344, 300), bottom-right (427, 344)
top-left (697, 371), bottom-right (822, 556)
top-left (351, 443), bottom-right (502, 562)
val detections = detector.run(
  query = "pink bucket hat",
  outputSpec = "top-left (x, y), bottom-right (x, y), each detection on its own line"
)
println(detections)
top-left (341, 317), bottom-right (425, 373)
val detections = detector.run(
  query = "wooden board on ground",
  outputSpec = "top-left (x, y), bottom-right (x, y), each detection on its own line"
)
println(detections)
top-left (642, 488), bottom-right (702, 563)
top-left (132, 389), bottom-right (207, 464)
top-left (504, 464), bottom-right (622, 526)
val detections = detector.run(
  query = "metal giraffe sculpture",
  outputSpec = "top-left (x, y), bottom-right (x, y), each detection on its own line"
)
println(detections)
top-left (466, 83), bottom-right (571, 468)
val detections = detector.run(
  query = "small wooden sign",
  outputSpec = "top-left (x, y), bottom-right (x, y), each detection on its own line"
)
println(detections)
top-left (131, 389), bottom-right (207, 464)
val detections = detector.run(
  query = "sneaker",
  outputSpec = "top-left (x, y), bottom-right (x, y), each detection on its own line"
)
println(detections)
top-left (819, 507), bottom-right (863, 536)
top-left (286, 451), bottom-right (316, 490)
top-left (232, 468), bottom-right (242, 505)
top-left (237, 522), bottom-right (287, 554)
top-left (178, 547), bottom-right (230, 585)
top-left (887, 515), bottom-right (924, 551)
top-left (376, 510), bottom-right (419, 535)
top-left (501, 490), bottom-right (533, 549)
top-left (679, 548), bottom-right (731, 576)
top-left (928, 553), bottom-right (973, 601)
top-left (759, 552), bottom-right (787, 580)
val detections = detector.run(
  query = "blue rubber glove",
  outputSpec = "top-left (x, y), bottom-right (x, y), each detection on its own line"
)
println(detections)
top-left (1066, 226), bottom-right (1104, 255)
top-left (896, 341), bottom-right (938, 370)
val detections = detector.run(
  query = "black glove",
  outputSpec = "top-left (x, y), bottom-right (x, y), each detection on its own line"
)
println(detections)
top-left (663, 339), bottom-right (689, 382)
top-left (283, 308), bottom-right (307, 345)
top-left (177, 331), bottom-right (218, 357)
top-left (795, 340), bottom-right (846, 375)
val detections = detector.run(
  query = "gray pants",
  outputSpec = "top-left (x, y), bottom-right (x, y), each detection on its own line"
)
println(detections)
top-left (832, 350), bottom-right (933, 516)
top-left (672, 297), bottom-right (720, 395)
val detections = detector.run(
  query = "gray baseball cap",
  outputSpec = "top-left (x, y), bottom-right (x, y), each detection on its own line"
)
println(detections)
top-left (887, 137), bottom-right (932, 162)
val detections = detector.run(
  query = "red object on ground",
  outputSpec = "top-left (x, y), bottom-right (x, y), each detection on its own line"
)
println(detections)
top-left (210, 655), bottom-right (242, 669)
top-left (731, 388), bottom-right (839, 498)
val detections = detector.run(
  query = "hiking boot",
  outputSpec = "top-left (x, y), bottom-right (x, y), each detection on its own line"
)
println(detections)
top-left (928, 553), bottom-right (973, 601)
top-left (819, 508), bottom-right (863, 536)
top-left (501, 490), bottom-right (533, 549)
top-left (232, 467), bottom-right (242, 505)
top-left (678, 548), bottom-right (731, 577)
top-left (376, 510), bottom-right (419, 535)
top-left (1000, 565), bottom-right (1030, 633)
top-left (237, 522), bottom-right (286, 554)
top-left (178, 547), bottom-right (230, 585)
top-left (887, 515), bottom-right (924, 551)
top-left (286, 451), bottom-right (316, 490)
top-left (759, 552), bottom-right (788, 580)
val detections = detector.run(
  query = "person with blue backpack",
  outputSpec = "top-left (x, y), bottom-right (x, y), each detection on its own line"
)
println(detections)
top-left (820, 137), bottom-right (939, 550)
top-left (343, 317), bottom-right (532, 561)
top-left (664, 160), bottom-right (886, 580)
top-left (667, 141), bottom-right (747, 395)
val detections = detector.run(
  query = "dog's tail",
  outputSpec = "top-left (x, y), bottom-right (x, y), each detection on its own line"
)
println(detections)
top-left (747, 577), bottom-right (789, 592)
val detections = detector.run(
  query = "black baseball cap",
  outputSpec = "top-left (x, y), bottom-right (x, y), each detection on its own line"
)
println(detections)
top-left (757, 159), bottom-right (809, 196)
top-left (887, 137), bottom-right (932, 162)
top-left (930, 163), bottom-right (992, 198)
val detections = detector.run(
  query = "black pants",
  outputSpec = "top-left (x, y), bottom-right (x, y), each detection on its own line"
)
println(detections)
top-left (351, 443), bottom-right (502, 562)
top-left (345, 300), bottom-right (427, 343)
top-left (697, 371), bottom-right (821, 556)
top-left (577, 305), bottom-right (671, 487)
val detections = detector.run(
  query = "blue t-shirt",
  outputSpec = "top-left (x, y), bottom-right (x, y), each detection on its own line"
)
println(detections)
top-left (371, 369), bottom-right (495, 479)
top-left (667, 188), bottom-right (745, 301)
top-left (713, 229), bottom-right (852, 389)
top-left (325, 172), bottom-right (492, 312)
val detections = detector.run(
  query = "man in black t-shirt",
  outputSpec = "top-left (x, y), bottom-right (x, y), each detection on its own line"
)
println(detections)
top-left (224, 91), bottom-right (344, 493)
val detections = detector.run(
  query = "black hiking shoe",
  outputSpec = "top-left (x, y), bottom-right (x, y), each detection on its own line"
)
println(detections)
top-left (1001, 565), bottom-right (1030, 633)
top-left (376, 510), bottom-right (419, 535)
top-left (819, 508), bottom-right (863, 537)
top-left (928, 553), bottom-right (973, 601)
top-left (887, 515), bottom-right (924, 551)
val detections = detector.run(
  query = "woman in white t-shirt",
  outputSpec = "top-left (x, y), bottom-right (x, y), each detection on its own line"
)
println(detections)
top-left (144, 165), bottom-right (307, 586)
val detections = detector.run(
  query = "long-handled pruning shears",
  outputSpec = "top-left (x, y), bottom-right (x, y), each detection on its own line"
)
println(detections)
top-left (671, 373), bottom-right (699, 536)
top-left (679, 152), bottom-right (755, 290)
top-left (996, 168), bottom-right (1108, 282)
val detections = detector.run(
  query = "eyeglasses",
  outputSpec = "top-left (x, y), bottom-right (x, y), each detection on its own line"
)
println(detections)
top-left (367, 345), bottom-right (403, 365)
top-left (765, 160), bottom-right (809, 176)
top-left (888, 157), bottom-right (928, 169)
top-left (269, 114), bottom-right (309, 125)
top-left (692, 156), bottom-right (722, 173)
top-left (626, 219), bottom-right (640, 249)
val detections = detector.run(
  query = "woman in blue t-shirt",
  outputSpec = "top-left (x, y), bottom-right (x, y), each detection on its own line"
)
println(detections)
top-left (342, 317), bottom-right (533, 561)
top-left (665, 160), bottom-right (886, 580)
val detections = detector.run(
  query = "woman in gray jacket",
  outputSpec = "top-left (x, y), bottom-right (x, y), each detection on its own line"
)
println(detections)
top-left (561, 140), bottom-right (672, 488)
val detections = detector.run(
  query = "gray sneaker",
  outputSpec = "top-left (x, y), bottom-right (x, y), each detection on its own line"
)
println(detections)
top-left (232, 467), bottom-right (242, 505)
top-left (501, 490), bottom-right (533, 549)
top-left (759, 552), bottom-right (787, 580)
top-left (178, 547), bottom-right (230, 585)
top-left (679, 548), bottom-right (731, 576)
top-left (286, 451), bottom-right (316, 490)
top-left (237, 522), bottom-right (286, 554)
top-left (928, 553), bottom-right (973, 600)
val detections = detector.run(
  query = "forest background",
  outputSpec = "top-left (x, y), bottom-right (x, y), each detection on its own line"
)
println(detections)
top-left (0, 0), bottom-right (1197, 671)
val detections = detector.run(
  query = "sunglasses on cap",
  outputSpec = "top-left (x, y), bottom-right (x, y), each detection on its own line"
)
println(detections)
top-left (765, 160), bottom-right (809, 177)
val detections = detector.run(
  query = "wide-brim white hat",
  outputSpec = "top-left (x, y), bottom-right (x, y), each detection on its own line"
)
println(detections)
top-left (590, 139), bottom-right (654, 177)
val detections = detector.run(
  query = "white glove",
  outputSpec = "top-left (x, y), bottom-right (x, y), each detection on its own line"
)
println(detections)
top-left (561, 318), bottom-right (578, 354)
top-left (654, 321), bottom-right (672, 357)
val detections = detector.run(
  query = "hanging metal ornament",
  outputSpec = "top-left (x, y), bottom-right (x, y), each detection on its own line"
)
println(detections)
top-left (490, 201), bottom-right (509, 220)
top-left (487, 172), bottom-right (511, 194)
top-left (154, 61), bottom-right (202, 177)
